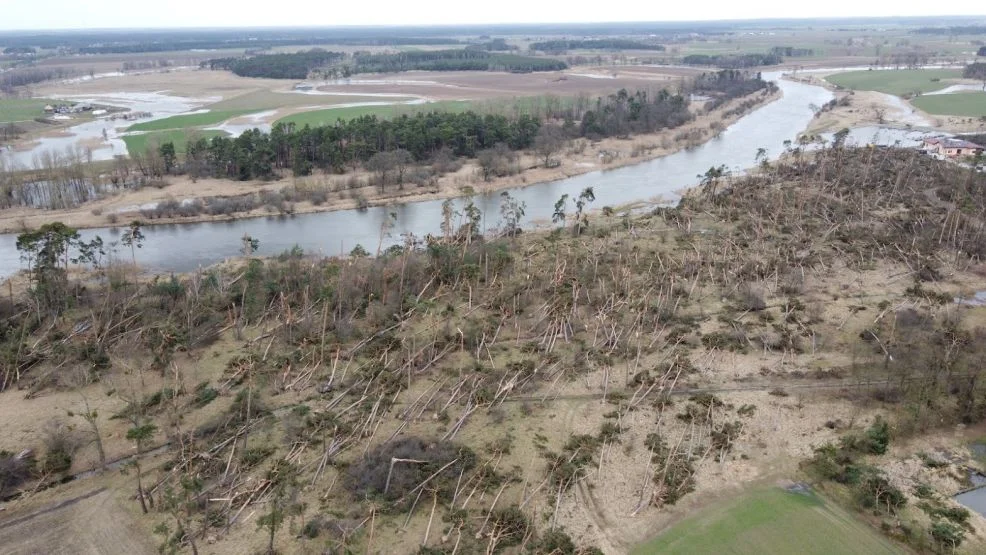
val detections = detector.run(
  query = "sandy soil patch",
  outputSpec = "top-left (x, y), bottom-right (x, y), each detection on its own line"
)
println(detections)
top-left (0, 481), bottom-right (158, 555)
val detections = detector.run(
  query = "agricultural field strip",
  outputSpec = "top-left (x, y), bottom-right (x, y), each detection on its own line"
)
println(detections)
top-left (825, 69), bottom-right (963, 96)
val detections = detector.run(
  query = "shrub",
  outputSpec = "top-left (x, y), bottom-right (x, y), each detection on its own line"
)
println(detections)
top-left (487, 505), bottom-right (530, 550)
top-left (930, 520), bottom-right (965, 551)
top-left (41, 422), bottom-right (77, 475)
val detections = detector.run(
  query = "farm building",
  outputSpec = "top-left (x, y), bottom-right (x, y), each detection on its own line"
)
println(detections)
top-left (922, 137), bottom-right (984, 159)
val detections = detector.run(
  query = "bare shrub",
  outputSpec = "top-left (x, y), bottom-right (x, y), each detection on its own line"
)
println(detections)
top-left (345, 437), bottom-right (476, 510)
top-left (41, 419), bottom-right (79, 475)
top-left (735, 283), bottom-right (767, 311)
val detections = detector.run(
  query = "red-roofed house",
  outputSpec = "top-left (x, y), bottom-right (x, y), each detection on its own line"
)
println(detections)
top-left (923, 137), bottom-right (984, 159)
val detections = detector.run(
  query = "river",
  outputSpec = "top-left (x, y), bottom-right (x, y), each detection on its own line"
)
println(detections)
top-left (0, 72), bottom-right (837, 278)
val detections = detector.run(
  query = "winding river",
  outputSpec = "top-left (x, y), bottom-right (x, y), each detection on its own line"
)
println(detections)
top-left (0, 72), bottom-right (836, 278)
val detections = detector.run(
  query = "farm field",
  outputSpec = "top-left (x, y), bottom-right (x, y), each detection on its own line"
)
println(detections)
top-left (632, 487), bottom-right (902, 555)
top-left (0, 98), bottom-right (55, 123)
top-left (911, 92), bottom-right (986, 116)
top-left (826, 69), bottom-right (963, 96)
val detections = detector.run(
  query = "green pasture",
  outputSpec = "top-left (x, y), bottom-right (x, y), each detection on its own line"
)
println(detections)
top-left (632, 487), bottom-right (900, 555)
top-left (826, 69), bottom-right (962, 96)
top-left (911, 92), bottom-right (986, 117)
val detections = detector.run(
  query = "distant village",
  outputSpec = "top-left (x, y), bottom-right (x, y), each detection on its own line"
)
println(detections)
top-left (42, 102), bottom-right (100, 115)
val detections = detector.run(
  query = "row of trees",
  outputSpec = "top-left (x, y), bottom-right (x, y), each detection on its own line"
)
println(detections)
top-left (770, 46), bottom-right (814, 57)
top-left (681, 53), bottom-right (782, 68)
top-left (0, 67), bottom-right (75, 93)
top-left (529, 39), bottom-right (666, 53)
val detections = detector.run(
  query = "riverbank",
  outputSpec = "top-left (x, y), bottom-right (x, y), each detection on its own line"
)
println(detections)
top-left (791, 72), bottom-right (983, 136)
top-left (0, 87), bottom-right (780, 234)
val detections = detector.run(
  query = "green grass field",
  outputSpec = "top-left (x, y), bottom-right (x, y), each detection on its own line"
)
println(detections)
top-left (127, 109), bottom-right (256, 132)
top-left (122, 129), bottom-right (227, 155)
top-left (826, 69), bottom-right (962, 96)
top-left (911, 92), bottom-right (986, 117)
top-left (633, 487), bottom-right (901, 555)
top-left (0, 98), bottom-right (54, 123)
top-left (275, 101), bottom-right (471, 127)
top-left (276, 96), bottom-right (578, 128)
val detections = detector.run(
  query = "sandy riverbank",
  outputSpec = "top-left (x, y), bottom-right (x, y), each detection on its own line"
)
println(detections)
top-left (0, 88), bottom-right (780, 235)
top-left (791, 72), bottom-right (984, 135)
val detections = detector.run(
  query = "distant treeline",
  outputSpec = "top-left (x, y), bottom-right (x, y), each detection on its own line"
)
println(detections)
top-left (205, 50), bottom-right (345, 79)
top-left (913, 26), bottom-right (986, 35)
top-left (465, 38), bottom-right (517, 52)
top-left (681, 53), bottom-right (782, 68)
top-left (0, 67), bottom-right (74, 93)
top-left (2, 46), bottom-right (36, 55)
top-left (135, 71), bottom-right (767, 182)
top-left (205, 49), bottom-right (567, 79)
top-left (78, 37), bottom-right (461, 54)
top-left (770, 46), bottom-right (814, 57)
top-left (530, 39), bottom-right (666, 53)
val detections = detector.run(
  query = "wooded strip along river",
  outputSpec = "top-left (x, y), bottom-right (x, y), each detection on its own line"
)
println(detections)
top-left (0, 72), bottom-right (835, 278)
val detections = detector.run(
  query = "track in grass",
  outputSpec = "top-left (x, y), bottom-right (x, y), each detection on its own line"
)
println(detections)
top-left (632, 487), bottom-right (901, 555)
top-left (911, 92), bottom-right (986, 117)
top-left (826, 69), bottom-right (961, 96)
top-left (127, 109), bottom-right (256, 132)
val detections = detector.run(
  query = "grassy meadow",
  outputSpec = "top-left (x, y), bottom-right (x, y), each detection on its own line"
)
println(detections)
top-left (0, 98), bottom-right (54, 123)
top-left (275, 100), bottom-right (471, 127)
top-left (122, 129), bottom-right (226, 155)
top-left (633, 488), bottom-right (901, 555)
top-left (911, 92), bottom-right (986, 117)
top-left (826, 69), bottom-right (961, 96)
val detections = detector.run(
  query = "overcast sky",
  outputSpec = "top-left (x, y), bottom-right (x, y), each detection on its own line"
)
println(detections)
top-left (0, 0), bottom-right (983, 31)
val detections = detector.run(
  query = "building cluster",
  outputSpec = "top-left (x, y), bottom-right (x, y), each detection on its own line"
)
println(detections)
top-left (922, 137), bottom-right (984, 159)
top-left (43, 102), bottom-right (93, 115)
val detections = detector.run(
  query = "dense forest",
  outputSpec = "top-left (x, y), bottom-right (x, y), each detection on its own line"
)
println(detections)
top-left (145, 71), bottom-right (769, 182)
top-left (530, 39), bottom-right (666, 53)
top-left (205, 50), bottom-right (345, 79)
top-left (205, 49), bottom-right (567, 79)
top-left (681, 53), bottom-right (782, 68)
top-left (347, 49), bottom-right (567, 74)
